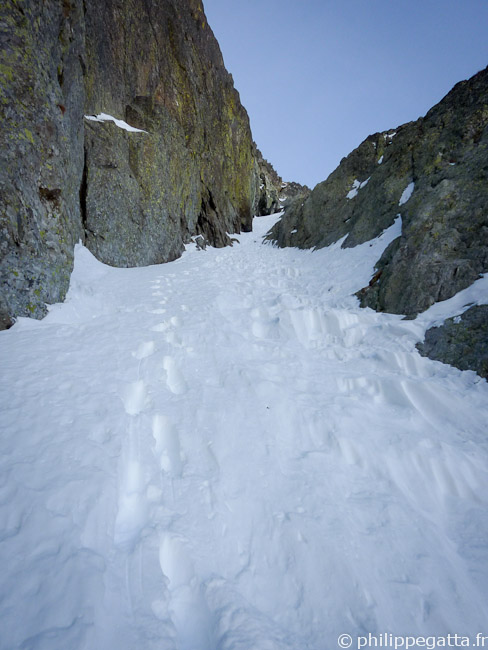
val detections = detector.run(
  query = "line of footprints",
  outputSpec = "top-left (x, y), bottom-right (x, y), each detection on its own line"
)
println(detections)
top-left (115, 275), bottom-right (189, 543)
top-left (114, 275), bottom-right (215, 643)
top-left (115, 275), bottom-right (214, 644)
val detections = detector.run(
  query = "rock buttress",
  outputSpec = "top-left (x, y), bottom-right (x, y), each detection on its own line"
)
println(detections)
top-left (1, 0), bottom-right (281, 325)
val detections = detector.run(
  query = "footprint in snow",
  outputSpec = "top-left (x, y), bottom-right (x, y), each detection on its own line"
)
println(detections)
top-left (132, 340), bottom-right (156, 360)
top-left (165, 329), bottom-right (183, 347)
top-left (159, 535), bottom-right (215, 648)
top-left (152, 413), bottom-right (183, 477)
top-left (159, 535), bottom-right (194, 588)
top-left (152, 315), bottom-right (182, 334)
top-left (114, 458), bottom-right (148, 548)
top-left (121, 379), bottom-right (147, 415)
top-left (151, 321), bottom-right (171, 332)
top-left (163, 356), bottom-right (188, 395)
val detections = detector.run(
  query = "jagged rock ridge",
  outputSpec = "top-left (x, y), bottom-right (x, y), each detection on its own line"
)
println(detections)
top-left (267, 66), bottom-right (488, 378)
top-left (0, 0), bottom-right (282, 328)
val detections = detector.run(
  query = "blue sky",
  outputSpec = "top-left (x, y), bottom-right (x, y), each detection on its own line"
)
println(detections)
top-left (202, 0), bottom-right (488, 188)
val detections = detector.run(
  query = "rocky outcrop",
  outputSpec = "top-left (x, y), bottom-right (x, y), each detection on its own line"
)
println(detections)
top-left (253, 149), bottom-right (283, 216)
top-left (0, 0), bottom-right (280, 327)
top-left (269, 67), bottom-right (488, 316)
top-left (267, 67), bottom-right (488, 378)
top-left (417, 306), bottom-right (488, 379)
top-left (357, 69), bottom-right (488, 318)
top-left (266, 125), bottom-right (411, 253)
top-left (278, 181), bottom-right (311, 211)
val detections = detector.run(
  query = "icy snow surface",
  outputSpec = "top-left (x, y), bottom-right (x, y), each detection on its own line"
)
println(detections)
top-left (1, 213), bottom-right (488, 649)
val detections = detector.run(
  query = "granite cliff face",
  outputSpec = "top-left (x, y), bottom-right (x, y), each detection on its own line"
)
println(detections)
top-left (268, 66), bottom-right (488, 377)
top-left (0, 0), bottom-right (281, 327)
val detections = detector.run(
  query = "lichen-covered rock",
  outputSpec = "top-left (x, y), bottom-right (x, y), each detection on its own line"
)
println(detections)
top-left (0, 0), bottom-right (281, 326)
top-left (0, 0), bottom-right (85, 327)
top-left (82, 0), bottom-right (261, 265)
top-left (416, 306), bottom-right (488, 380)
top-left (82, 117), bottom-right (188, 266)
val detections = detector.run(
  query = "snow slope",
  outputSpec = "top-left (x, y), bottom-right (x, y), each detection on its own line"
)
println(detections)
top-left (1, 214), bottom-right (488, 649)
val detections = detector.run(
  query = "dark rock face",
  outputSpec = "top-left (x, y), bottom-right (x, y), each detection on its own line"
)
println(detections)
top-left (0, 0), bottom-right (281, 326)
top-left (357, 68), bottom-right (488, 318)
top-left (417, 306), bottom-right (488, 379)
top-left (266, 125), bottom-right (414, 253)
top-left (278, 181), bottom-right (311, 211)
top-left (267, 66), bottom-right (488, 377)
top-left (0, 0), bottom-right (85, 325)
top-left (82, 0), bottom-right (264, 262)
top-left (254, 150), bottom-right (283, 216)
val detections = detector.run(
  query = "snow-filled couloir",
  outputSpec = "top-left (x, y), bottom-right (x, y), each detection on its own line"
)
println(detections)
top-left (1, 213), bottom-right (488, 649)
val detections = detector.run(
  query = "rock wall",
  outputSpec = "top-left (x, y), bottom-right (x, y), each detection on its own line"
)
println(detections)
top-left (357, 68), bottom-right (488, 318)
top-left (0, 0), bottom-right (86, 327)
top-left (267, 66), bottom-right (488, 377)
top-left (0, 0), bottom-right (281, 327)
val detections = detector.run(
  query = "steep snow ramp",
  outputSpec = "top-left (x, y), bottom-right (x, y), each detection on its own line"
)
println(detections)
top-left (1, 214), bottom-right (488, 649)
